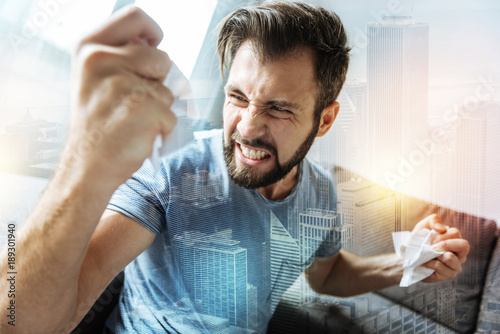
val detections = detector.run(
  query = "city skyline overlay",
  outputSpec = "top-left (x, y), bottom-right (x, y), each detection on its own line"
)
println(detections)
top-left (0, 1), bottom-right (499, 333)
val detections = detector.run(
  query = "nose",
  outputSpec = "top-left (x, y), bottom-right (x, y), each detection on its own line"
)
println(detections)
top-left (236, 104), bottom-right (267, 141)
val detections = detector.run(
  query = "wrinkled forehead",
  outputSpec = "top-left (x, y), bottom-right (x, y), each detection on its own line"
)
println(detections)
top-left (225, 42), bottom-right (320, 120)
top-left (228, 41), bottom-right (319, 96)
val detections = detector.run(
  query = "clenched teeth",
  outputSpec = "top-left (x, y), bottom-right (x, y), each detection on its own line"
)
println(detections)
top-left (240, 144), bottom-right (270, 160)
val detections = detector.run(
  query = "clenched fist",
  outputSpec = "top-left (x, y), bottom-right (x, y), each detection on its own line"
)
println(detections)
top-left (412, 214), bottom-right (470, 283)
top-left (62, 6), bottom-right (176, 188)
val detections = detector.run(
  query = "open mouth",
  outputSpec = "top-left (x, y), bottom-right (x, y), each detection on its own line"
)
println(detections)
top-left (238, 143), bottom-right (271, 161)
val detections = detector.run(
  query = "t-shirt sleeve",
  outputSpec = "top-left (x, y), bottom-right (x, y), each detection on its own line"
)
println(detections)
top-left (107, 172), bottom-right (167, 235)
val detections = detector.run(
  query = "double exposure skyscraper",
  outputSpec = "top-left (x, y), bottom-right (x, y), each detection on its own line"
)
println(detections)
top-left (309, 82), bottom-right (367, 184)
top-left (330, 90), bottom-right (356, 184)
top-left (299, 209), bottom-right (345, 303)
top-left (455, 102), bottom-right (500, 217)
top-left (367, 17), bottom-right (429, 185)
top-left (337, 180), bottom-right (395, 255)
top-left (269, 211), bottom-right (301, 332)
top-left (173, 230), bottom-right (248, 328)
top-left (181, 169), bottom-right (223, 206)
top-left (455, 101), bottom-right (500, 285)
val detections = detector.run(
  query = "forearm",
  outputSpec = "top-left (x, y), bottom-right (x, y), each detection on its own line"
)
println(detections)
top-left (0, 159), bottom-right (118, 333)
top-left (307, 249), bottom-right (403, 297)
top-left (0, 6), bottom-right (175, 333)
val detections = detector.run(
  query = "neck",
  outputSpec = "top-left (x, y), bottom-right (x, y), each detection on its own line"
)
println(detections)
top-left (257, 165), bottom-right (299, 201)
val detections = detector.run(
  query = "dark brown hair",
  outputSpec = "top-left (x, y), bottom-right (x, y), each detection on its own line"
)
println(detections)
top-left (217, 0), bottom-right (350, 118)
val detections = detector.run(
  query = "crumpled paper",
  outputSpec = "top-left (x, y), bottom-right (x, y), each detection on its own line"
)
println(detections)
top-left (392, 228), bottom-right (446, 287)
top-left (149, 62), bottom-right (192, 171)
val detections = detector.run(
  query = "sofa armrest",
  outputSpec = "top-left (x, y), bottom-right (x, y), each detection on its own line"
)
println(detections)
top-left (70, 271), bottom-right (124, 334)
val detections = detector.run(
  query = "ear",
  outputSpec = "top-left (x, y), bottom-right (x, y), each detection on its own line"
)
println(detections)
top-left (316, 101), bottom-right (339, 137)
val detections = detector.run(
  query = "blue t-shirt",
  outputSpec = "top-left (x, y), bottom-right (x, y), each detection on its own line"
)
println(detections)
top-left (105, 130), bottom-right (340, 333)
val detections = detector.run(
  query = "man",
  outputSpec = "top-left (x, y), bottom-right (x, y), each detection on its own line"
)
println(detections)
top-left (0, 2), bottom-right (469, 333)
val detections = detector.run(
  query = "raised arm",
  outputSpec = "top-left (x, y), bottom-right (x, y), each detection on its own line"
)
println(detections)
top-left (0, 7), bottom-right (175, 333)
top-left (306, 214), bottom-right (470, 297)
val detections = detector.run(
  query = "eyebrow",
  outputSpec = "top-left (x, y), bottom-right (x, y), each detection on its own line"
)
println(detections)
top-left (224, 83), bottom-right (301, 111)
top-left (224, 84), bottom-right (247, 99)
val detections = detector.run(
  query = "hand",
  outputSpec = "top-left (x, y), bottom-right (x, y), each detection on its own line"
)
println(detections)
top-left (62, 6), bottom-right (176, 187)
top-left (412, 214), bottom-right (470, 283)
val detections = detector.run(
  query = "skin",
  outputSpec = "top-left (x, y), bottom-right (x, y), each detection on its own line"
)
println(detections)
top-left (307, 214), bottom-right (469, 296)
top-left (0, 7), bottom-right (470, 333)
top-left (223, 42), bottom-right (336, 200)
top-left (0, 7), bottom-right (166, 333)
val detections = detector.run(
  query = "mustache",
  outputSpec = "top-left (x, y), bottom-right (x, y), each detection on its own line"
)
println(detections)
top-left (230, 131), bottom-right (277, 156)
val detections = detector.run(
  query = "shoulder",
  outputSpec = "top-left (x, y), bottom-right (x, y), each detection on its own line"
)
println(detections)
top-left (300, 158), bottom-right (337, 210)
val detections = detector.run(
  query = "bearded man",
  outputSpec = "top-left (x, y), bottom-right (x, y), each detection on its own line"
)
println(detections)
top-left (0, 2), bottom-right (469, 334)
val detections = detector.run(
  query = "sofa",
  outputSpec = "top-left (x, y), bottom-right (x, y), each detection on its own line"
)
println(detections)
top-left (73, 197), bottom-right (500, 334)
top-left (268, 197), bottom-right (500, 334)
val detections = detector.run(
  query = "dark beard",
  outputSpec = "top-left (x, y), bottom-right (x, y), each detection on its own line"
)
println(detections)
top-left (223, 123), bottom-right (319, 189)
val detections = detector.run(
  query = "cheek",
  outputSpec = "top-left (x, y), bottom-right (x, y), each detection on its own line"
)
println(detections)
top-left (223, 104), bottom-right (240, 140)
top-left (269, 121), bottom-right (294, 158)
top-left (273, 120), bottom-right (310, 160)
top-left (268, 119), bottom-right (289, 135)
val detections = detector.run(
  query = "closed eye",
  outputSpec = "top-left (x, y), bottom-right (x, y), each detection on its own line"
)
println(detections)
top-left (228, 94), bottom-right (248, 107)
top-left (231, 94), bottom-right (245, 101)
top-left (269, 106), bottom-right (293, 119)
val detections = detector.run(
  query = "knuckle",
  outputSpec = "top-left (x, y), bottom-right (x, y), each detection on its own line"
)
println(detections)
top-left (463, 240), bottom-right (471, 252)
top-left (167, 109), bottom-right (178, 126)
top-left (442, 252), bottom-right (454, 262)
top-left (426, 260), bottom-right (438, 269)
top-left (439, 239), bottom-right (449, 248)
top-left (80, 45), bottom-right (117, 73)
top-left (159, 86), bottom-right (175, 107)
top-left (163, 110), bottom-right (178, 132)
top-left (125, 6), bottom-right (147, 20)
top-left (447, 227), bottom-right (461, 238)
top-left (430, 214), bottom-right (441, 222)
top-left (433, 261), bottom-right (444, 271)
top-left (164, 86), bottom-right (175, 101)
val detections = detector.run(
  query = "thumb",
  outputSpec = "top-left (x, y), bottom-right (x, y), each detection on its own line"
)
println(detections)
top-left (413, 214), bottom-right (447, 234)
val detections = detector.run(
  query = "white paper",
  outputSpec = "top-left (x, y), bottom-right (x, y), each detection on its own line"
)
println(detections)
top-left (149, 62), bottom-right (193, 171)
top-left (392, 228), bottom-right (446, 287)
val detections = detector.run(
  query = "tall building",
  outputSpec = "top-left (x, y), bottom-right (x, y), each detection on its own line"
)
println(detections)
top-left (353, 191), bottom-right (396, 256)
top-left (270, 212), bottom-right (301, 309)
top-left (330, 89), bottom-right (356, 184)
top-left (181, 169), bottom-right (223, 207)
top-left (173, 230), bottom-right (248, 328)
top-left (299, 209), bottom-right (344, 303)
top-left (336, 179), bottom-right (377, 230)
top-left (343, 81), bottom-right (369, 177)
top-left (286, 167), bottom-right (333, 241)
top-left (337, 179), bottom-right (396, 255)
top-left (455, 102), bottom-right (500, 286)
top-left (308, 81), bottom-right (367, 184)
top-left (246, 284), bottom-right (259, 330)
top-left (455, 102), bottom-right (500, 217)
top-left (269, 211), bottom-right (301, 332)
top-left (367, 16), bottom-right (429, 186)
top-left (428, 124), bottom-right (456, 208)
